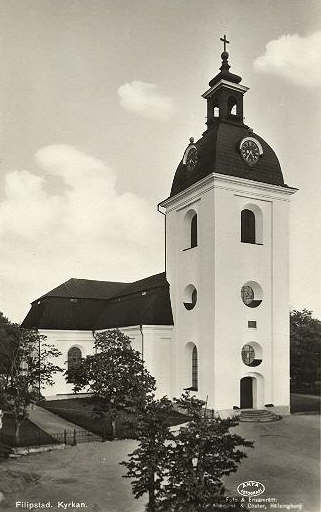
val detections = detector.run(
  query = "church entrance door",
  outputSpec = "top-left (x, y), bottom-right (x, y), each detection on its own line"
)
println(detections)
top-left (240, 377), bottom-right (253, 408)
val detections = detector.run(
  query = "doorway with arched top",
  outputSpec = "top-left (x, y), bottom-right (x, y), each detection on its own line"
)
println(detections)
top-left (240, 376), bottom-right (253, 408)
top-left (240, 373), bottom-right (264, 409)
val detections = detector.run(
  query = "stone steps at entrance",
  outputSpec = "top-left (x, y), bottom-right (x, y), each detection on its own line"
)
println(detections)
top-left (239, 409), bottom-right (281, 422)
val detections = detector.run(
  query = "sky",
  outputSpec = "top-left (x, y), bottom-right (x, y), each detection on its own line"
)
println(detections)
top-left (0, 0), bottom-right (320, 322)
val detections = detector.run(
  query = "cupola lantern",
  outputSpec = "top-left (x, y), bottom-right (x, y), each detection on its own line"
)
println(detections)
top-left (202, 36), bottom-right (248, 128)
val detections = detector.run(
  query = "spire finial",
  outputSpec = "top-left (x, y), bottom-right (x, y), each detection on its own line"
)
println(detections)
top-left (220, 34), bottom-right (230, 53)
top-left (219, 35), bottom-right (231, 73)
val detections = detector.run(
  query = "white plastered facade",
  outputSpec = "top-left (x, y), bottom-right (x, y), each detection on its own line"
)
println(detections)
top-left (40, 325), bottom-right (174, 400)
top-left (160, 172), bottom-right (296, 415)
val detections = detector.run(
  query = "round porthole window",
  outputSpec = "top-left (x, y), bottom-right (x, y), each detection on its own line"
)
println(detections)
top-left (183, 284), bottom-right (197, 310)
top-left (241, 343), bottom-right (262, 367)
top-left (241, 281), bottom-right (263, 308)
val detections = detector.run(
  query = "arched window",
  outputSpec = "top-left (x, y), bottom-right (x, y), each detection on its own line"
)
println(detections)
top-left (241, 209), bottom-right (256, 244)
top-left (192, 346), bottom-right (198, 390)
top-left (191, 213), bottom-right (197, 248)
top-left (183, 209), bottom-right (198, 250)
top-left (67, 347), bottom-right (82, 382)
top-left (213, 106), bottom-right (220, 118)
top-left (228, 96), bottom-right (237, 116)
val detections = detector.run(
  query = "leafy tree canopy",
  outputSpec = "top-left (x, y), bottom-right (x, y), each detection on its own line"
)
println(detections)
top-left (122, 392), bottom-right (253, 512)
top-left (290, 309), bottom-right (321, 393)
top-left (68, 329), bottom-right (156, 438)
top-left (0, 311), bottom-right (62, 442)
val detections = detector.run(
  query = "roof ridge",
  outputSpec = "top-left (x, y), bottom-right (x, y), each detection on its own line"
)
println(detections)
top-left (64, 277), bottom-right (129, 284)
top-left (33, 271), bottom-right (167, 303)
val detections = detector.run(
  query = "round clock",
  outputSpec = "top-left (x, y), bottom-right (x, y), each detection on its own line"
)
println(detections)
top-left (239, 137), bottom-right (263, 166)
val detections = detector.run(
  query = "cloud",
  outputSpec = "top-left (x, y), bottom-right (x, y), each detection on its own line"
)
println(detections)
top-left (254, 32), bottom-right (321, 87)
top-left (0, 145), bottom-right (162, 321)
top-left (118, 81), bottom-right (174, 120)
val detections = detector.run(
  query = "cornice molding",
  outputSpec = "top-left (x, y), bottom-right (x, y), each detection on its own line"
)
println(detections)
top-left (159, 172), bottom-right (297, 211)
top-left (202, 79), bottom-right (249, 98)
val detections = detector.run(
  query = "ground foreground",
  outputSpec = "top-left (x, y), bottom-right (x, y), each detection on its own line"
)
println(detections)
top-left (0, 414), bottom-right (319, 512)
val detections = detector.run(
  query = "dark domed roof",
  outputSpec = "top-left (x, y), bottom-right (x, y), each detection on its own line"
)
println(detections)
top-left (170, 121), bottom-right (285, 197)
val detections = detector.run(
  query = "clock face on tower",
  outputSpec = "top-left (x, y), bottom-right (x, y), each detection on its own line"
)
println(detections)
top-left (239, 137), bottom-right (263, 166)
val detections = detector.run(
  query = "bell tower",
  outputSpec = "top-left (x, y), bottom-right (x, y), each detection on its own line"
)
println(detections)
top-left (204, 35), bottom-right (248, 127)
top-left (159, 37), bottom-right (297, 415)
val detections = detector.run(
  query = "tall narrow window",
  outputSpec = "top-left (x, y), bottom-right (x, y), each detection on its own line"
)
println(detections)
top-left (241, 209), bottom-right (256, 244)
top-left (191, 213), bottom-right (197, 248)
top-left (192, 346), bottom-right (198, 390)
top-left (67, 346), bottom-right (82, 382)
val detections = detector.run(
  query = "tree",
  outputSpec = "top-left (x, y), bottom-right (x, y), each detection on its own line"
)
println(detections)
top-left (121, 396), bottom-right (174, 512)
top-left (290, 309), bottom-right (321, 394)
top-left (68, 329), bottom-right (156, 439)
top-left (0, 312), bottom-right (17, 376)
top-left (0, 315), bottom-right (62, 444)
top-left (122, 392), bottom-right (253, 512)
top-left (162, 393), bottom-right (253, 511)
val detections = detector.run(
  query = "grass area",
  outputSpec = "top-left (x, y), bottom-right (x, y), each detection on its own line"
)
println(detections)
top-left (38, 394), bottom-right (320, 438)
top-left (290, 393), bottom-right (320, 413)
top-left (0, 414), bottom-right (57, 447)
top-left (38, 397), bottom-right (189, 439)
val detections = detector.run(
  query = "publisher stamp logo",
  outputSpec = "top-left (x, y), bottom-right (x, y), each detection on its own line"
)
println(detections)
top-left (237, 480), bottom-right (265, 497)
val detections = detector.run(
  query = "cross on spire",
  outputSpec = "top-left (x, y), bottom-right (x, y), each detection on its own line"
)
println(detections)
top-left (220, 34), bottom-right (230, 52)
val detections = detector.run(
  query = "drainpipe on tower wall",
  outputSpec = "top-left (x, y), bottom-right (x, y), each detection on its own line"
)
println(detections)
top-left (157, 203), bottom-right (166, 273)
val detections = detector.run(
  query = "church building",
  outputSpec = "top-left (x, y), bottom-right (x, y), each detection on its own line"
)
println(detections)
top-left (22, 41), bottom-right (297, 415)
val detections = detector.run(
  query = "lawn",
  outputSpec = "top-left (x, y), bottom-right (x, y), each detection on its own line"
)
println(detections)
top-left (0, 414), bottom-right (57, 447)
top-left (38, 398), bottom-right (189, 438)
top-left (38, 394), bottom-right (320, 438)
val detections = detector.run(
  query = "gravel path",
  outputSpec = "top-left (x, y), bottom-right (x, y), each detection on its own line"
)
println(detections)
top-left (28, 404), bottom-right (95, 436)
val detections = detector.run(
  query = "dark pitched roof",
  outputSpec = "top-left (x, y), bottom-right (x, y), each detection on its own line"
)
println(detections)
top-left (22, 272), bottom-right (173, 331)
top-left (37, 278), bottom-right (129, 301)
top-left (22, 297), bottom-right (110, 331)
top-left (114, 272), bottom-right (168, 298)
top-left (95, 284), bottom-right (173, 330)
top-left (170, 121), bottom-right (286, 197)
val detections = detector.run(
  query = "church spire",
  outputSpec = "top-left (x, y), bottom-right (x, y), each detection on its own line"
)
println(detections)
top-left (209, 36), bottom-right (242, 87)
top-left (202, 35), bottom-right (248, 129)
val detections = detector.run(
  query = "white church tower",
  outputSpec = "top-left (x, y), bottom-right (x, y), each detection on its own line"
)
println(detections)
top-left (159, 38), bottom-right (297, 414)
